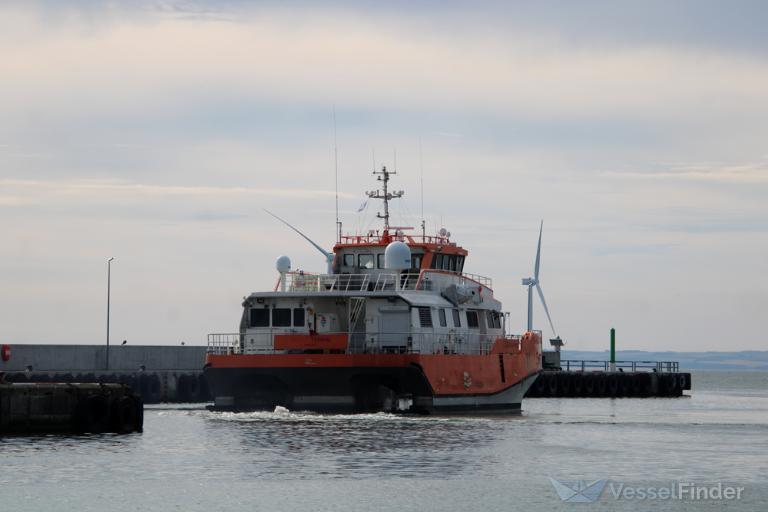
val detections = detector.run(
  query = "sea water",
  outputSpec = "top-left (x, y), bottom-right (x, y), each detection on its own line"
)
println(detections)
top-left (1, 370), bottom-right (767, 511)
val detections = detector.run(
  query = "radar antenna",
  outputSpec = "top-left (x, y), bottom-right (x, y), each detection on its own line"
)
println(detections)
top-left (366, 166), bottom-right (403, 231)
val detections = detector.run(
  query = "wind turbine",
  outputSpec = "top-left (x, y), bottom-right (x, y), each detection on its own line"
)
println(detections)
top-left (521, 221), bottom-right (557, 337)
top-left (264, 210), bottom-right (335, 274)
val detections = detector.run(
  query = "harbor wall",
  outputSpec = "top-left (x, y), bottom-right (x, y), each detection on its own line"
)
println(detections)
top-left (0, 344), bottom-right (206, 372)
top-left (0, 345), bottom-right (208, 404)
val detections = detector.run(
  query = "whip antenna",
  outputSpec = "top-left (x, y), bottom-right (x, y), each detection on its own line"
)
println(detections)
top-left (419, 137), bottom-right (425, 240)
top-left (333, 107), bottom-right (341, 243)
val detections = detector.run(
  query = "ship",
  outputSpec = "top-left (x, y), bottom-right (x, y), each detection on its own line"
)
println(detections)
top-left (204, 166), bottom-right (544, 414)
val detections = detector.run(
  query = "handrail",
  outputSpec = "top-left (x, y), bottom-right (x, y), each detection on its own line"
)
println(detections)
top-left (559, 359), bottom-right (680, 373)
top-left (273, 269), bottom-right (492, 293)
top-left (207, 331), bottom-right (528, 356)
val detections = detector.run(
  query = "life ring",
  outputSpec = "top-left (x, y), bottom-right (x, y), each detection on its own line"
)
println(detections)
top-left (1, 344), bottom-right (10, 362)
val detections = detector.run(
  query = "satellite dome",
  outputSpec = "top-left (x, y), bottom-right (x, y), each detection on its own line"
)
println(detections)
top-left (384, 241), bottom-right (411, 270)
top-left (439, 228), bottom-right (448, 237)
top-left (276, 255), bottom-right (292, 274)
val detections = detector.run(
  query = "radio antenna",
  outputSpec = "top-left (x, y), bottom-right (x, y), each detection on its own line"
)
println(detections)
top-left (333, 107), bottom-right (341, 243)
top-left (419, 137), bottom-right (425, 240)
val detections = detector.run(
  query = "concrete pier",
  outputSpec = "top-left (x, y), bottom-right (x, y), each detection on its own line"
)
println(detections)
top-left (0, 383), bottom-right (143, 435)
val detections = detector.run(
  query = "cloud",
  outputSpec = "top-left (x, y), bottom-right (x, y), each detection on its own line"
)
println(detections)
top-left (2, 4), bottom-right (768, 128)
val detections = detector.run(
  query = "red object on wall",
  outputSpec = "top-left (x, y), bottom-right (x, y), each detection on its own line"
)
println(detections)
top-left (1, 344), bottom-right (10, 362)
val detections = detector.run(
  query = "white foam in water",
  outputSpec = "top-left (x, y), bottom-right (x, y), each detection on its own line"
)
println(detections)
top-left (273, 405), bottom-right (290, 414)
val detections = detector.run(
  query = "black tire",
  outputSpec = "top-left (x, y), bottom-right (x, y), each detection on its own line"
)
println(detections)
top-left (607, 374), bottom-right (619, 397)
top-left (583, 374), bottom-right (595, 396)
top-left (616, 373), bottom-right (631, 397)
top-left (663, 374), bottom-right (679, 396)
top-left (546, 372), bottom-right (558, 396)
top-left (197, 374), bottom-right (211, 402)
top-left (678, 373), bottom-right (688, 391)
top-left (110, 396), bottom-right (139, 434)
top-left (532, 373), bottom-right (547, 397)
top-left (75, 394), bottom-right (111, 433)
top-left (557, 372), bottom-right (572, 396)
top-left (595, 374), bottom-right (607, 397)
top-left (632, 373), bottom-right (650, 397)
top-left (571, 374), bottom-right (584, 396)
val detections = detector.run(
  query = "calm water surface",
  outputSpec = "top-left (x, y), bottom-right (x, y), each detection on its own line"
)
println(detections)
top-left (2, 371), bottom-right (767, 511)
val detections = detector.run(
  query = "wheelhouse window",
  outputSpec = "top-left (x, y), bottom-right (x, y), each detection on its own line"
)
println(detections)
top-left (452, 308), bottom-right (461, 327)
top-left (249, 308), bottom-right (269, 327)
top-left (411, 254), bottom-right (422, 270)
top-left (487, 310), bottom-right (502, 329)
top-left (377, 253), bottom-right (385, 269)
top-left (457, 256), bottom-right (465, 273)
top-left (358, 254), bottom-right (374, 269)
top-left (293, 308), bottom-right (305, 327)
top-left (438, 308), bottom-right (447, 327)
top-left (466, 310), bottom-right (479, 328)
top-left (272, 308), bottom-right (291, 327)
top-left (343, 254), bottom-right (354, 267)
top-left (442, 255), bottom-right (450, 271)
top-left (432, 253), bottom-right (443, 269)
top-left (417, 307), bottom-right (433, 328)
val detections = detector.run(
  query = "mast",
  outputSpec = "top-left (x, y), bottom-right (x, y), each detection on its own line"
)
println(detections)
top-left (366, 166), bottom-right (403, 231)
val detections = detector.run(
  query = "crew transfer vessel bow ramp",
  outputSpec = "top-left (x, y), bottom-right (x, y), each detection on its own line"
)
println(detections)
top-left (204, 167), bottom-right (543, 413)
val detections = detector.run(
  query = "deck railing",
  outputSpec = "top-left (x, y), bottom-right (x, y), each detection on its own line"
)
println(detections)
top-left (560, 359), bottom-right (680, 373)
top-left (206, 331), bottom-right (524, 356)
top-left (276, 269), bottom-right (492, 293)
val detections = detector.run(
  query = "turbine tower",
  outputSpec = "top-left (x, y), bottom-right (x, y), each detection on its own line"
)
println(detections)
top-left (521, 221), bottom-right (556, 336)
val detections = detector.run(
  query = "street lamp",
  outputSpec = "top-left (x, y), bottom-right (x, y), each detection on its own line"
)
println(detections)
top-left (106, 257), bottom-right (115, 370)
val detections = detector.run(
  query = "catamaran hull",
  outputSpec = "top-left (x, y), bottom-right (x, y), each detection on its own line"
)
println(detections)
top-left (204, 357), bottom-right (539, 414)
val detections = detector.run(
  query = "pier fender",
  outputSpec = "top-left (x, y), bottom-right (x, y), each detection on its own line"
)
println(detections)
top-left (595, 374), bottom-right (607, 396)
top-left (583, 373), bottom-right (595, 396)
top-left (546, 373), bottom-right (558, 396)
top-left (678, 373), bottom-right (688, 391)
top-left (632, 373), bottom-right (650, 397)
top-left (110, 396), bottom-right (139, 434)
top-left (571, 374), bottom-right (584, 395)
top-left (75, 394), bottom-right (111, 433)
top-left (556, 372), bottom-right (572, 396)
top-left (663, 374), bottom-right (679, 396)
top-left (533, 373), bottom-right (548, 396)
top-left (606, 374), bottom-right (619, 397)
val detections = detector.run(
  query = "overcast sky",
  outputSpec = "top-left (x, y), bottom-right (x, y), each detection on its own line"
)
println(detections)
top-left (1, 1), bottom-right (766, 351)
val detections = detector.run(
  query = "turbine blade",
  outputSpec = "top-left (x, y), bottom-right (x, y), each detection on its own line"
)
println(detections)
top-left (534, 220), bottom-right (543, 280)
top-left (536, 283), bottom-right (556, 336)
top-left (264, 209), bottom-right (332, 260)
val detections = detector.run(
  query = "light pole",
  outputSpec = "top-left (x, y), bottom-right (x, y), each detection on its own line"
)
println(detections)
top-left (106, 257), bottom-right (115, 370)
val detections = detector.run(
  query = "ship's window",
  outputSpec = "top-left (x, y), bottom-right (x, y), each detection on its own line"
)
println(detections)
top-left (412, 254), bottom-right (422, 269)
top-left (494, 311), bottom-right (502, 329)
top-left (466, 310), bottom-right (479, 328)
top-left (272, 308), bottom-right (291, 327)
top-left (438, 308), bottom-right (447, 327)
top-left (293, 308), bottom-right (305, 327)
top-left (486, 310), bottom-right (497, 329)
top-left (417, 307), bottom-right (433, 328)
top-left (457, 256), bottom-right (465, 273)
top-left (452, 308), bottom-right (461, 327)
top-left (442, 255), bottom-right (451, 271)
top-left (358, 254), bottom-right (374, 269)
top-left (343, 254), bottom-right (354, 267)
top-left (249, 308), bottom-right (269, 328)
top-left (433, 254), bottom-right (443, 269)
top-left (377, 253), bottom-right (385, 269)
top-left (448, 255), bottom-right (456, 272)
